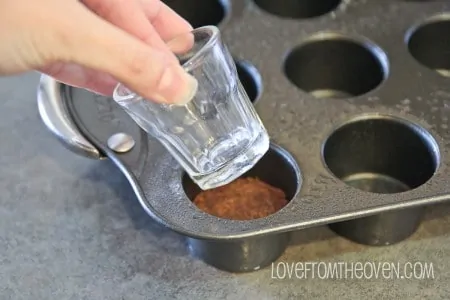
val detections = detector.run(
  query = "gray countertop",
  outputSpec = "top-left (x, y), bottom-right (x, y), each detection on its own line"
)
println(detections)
top-left (1, 73), bottom-right (449, 300)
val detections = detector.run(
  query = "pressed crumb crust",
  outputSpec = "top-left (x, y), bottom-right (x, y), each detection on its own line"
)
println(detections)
top-left (193, 177), bottom-right (288, 220)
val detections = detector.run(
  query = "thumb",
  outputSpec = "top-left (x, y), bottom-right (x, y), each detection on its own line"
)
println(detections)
top-left (59, 4), bottom-right (198, 105)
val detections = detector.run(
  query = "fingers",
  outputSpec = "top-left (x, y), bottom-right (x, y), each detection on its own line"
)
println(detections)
top-left (83, 0), bottom-right (193, 57)
top-left (60, 3), bottom-right (197, 105)
top-left (39, 62), bottom-right (118, 96)
top-left (138, 0), bottom-right (192, 41)
top-left (81, 0), bottom-right (177, 63)
top-left (139, 0), bottom-right (194, 54)
top-left (40, 0), bottom-right (193, 97)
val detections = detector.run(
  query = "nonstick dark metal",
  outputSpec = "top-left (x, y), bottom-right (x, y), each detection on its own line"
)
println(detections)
top-left (37, 0), bottom-right (450, 272)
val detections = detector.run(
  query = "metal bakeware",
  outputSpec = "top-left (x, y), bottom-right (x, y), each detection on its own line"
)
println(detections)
top-left (37, 0), bottom-right (450, 273)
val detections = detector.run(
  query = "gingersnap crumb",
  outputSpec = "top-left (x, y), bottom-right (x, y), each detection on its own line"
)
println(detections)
top-left (193, 177), bottom-right (288, 220)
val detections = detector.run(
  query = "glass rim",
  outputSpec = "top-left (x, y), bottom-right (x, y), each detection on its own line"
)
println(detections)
top-left (113, 25), bottom-right (220, 103)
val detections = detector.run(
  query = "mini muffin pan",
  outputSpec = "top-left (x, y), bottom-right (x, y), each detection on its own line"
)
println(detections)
top-left (37, 0), bottom-right (450, 272)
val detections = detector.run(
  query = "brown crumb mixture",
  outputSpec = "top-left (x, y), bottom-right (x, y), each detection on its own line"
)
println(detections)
top-left (193, 177), bottom-right (288, 220)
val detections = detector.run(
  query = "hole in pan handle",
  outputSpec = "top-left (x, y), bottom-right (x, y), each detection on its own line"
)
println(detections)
top-left (37, 74), bottom-right (105, 160)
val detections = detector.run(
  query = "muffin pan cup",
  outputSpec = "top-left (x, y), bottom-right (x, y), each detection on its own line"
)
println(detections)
top-left (187, 233), bottom-right (291, 272)
top-left (38, 0), bottom-right (450, 272)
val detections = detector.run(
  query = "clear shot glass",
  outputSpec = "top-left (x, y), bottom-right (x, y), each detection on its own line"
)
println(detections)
top-left (113, 25), bottom-right (269, 190)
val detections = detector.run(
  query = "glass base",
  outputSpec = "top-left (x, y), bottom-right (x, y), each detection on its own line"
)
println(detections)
top-left (191, 131), bottom-right (270, 190)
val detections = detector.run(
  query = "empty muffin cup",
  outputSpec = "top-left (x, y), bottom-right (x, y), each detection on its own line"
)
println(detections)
top-left (323, 115), bottom-right (439, 245)
top-left (407, 14), bottom-right (450, 77)
top-left (284, 33), bottom-right (388, 99)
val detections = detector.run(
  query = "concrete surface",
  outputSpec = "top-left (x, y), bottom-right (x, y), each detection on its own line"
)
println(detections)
top-left (0, 73), bottom-right (449, 300)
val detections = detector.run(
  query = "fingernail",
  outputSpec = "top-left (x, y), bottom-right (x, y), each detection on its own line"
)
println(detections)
top-left (156, 66), bottom-right (198, 105)
top-left (167, 32), bottom-right (195, 55)
top-left (175, 71), bottom-right (198, 105)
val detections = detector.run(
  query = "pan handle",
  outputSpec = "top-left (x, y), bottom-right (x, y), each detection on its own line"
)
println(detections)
top-left (37, 74), bottom-right (104, 160)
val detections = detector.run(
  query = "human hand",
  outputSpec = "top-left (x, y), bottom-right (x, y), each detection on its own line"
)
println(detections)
top-left (0, 0), bottom-right (198, 105)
